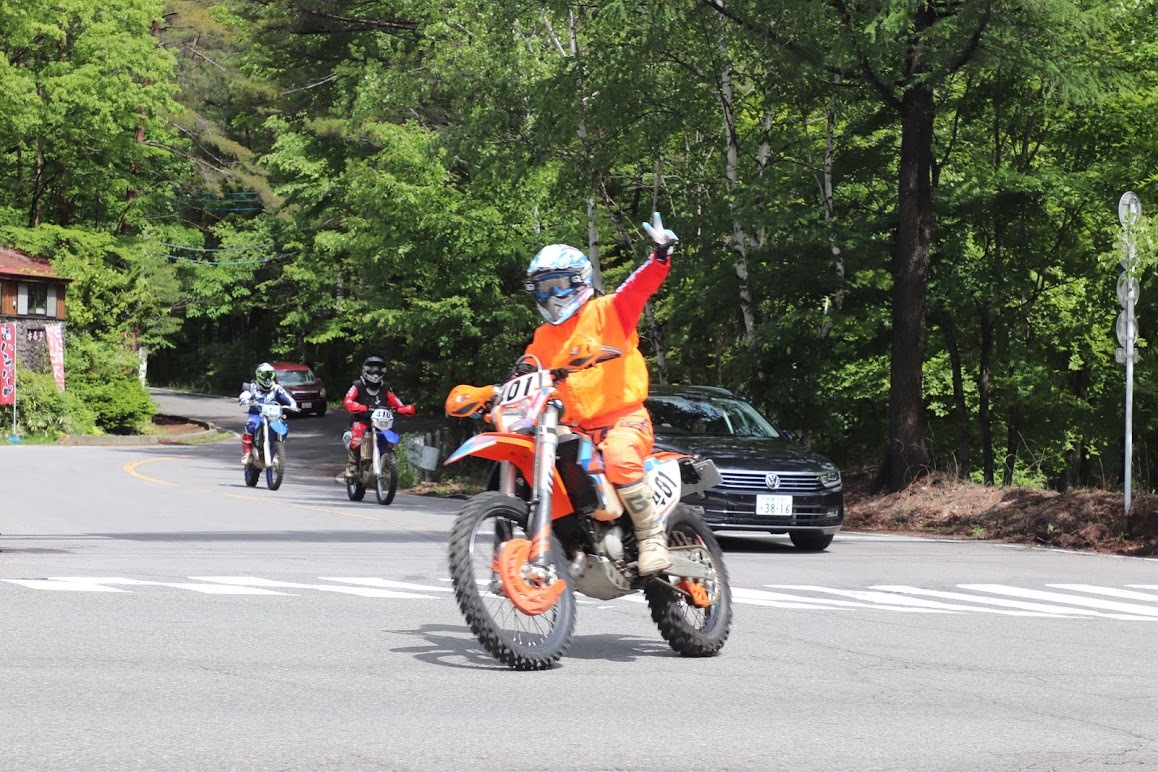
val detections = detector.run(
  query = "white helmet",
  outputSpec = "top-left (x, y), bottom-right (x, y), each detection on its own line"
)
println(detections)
top-left (525, 244), bottom-right (593, 325)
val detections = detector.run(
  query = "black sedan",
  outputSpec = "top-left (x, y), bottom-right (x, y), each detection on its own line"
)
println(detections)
top-left (645, 386), bottom-right (844, 551)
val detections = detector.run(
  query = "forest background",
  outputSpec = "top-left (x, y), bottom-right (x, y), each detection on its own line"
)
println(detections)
top-left (1, 0), bottom-right (1157, 495)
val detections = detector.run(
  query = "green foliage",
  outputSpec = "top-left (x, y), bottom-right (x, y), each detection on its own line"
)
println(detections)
top-left (66, 336), bottom-right (155, 434)
top-left (0, 367), bottom-right (98, 439)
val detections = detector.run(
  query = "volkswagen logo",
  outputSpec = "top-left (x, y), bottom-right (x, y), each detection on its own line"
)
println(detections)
top-left (765, 473), bottom-right (781, 490)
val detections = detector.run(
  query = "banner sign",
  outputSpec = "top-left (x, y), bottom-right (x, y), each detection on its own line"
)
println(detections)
top-left (0, 323), bottom-right (14, 406)
top-left (46, 322), bottom-right (65, 391)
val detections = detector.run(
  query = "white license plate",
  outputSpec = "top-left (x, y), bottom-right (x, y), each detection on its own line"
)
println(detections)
top-left (299, 402), bottom-right (312, 409)
top-left (756, 494), bottom-right (793, 516)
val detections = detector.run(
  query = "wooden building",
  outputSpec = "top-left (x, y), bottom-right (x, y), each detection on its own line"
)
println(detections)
top-left (0, 246), bottom-right (70, 371)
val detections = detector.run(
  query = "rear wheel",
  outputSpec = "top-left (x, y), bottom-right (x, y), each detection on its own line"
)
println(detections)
top-left (788, 531), bottom-right (833, 551)
top-left (243, 463), bottom-right (259, 487)
top-left (447, 492), bottom-right (576, 670)
top-left (266, 442), bottom-right (286, 491)
top-left (375, 450), bottom-right (398, 505)
top-left (645, 504), bottom-right (732, 657)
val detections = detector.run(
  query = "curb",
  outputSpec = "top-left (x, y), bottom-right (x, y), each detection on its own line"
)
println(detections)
top-left (55, 415), bottom-right (234, 447)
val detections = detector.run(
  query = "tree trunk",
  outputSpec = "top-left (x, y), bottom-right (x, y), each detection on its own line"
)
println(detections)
top-left (1003, 402), bottom-right (1023, 486)
top-left (716, 12), bottom-right (756, 339)
top-left (978, 308), bottom-right (995, 485)
top-left (884, 81), bottom-right (935, 491)
top-left (817, 81), bottom-right (844, 343)
top-left (943, 318), bottom-right (970, 477)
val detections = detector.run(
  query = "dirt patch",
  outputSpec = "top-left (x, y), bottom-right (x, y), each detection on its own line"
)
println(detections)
top-left (153, 415), bottom-right (204, 435)
top-left (404, 480), bottom-right (478, 499)
top-left (846, 472), bottom-right (1158, 557)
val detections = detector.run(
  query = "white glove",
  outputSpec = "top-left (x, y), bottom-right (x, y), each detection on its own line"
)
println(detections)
top-left (642, 211), bottom-right (679, 262)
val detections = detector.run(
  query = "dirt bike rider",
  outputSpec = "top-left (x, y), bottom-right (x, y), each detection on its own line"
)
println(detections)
top-left (343, 356), bottom-right (416, 478)
top-left (239, 362), bottom-right (298, 465)
top-left (518, 212), bottom-right (678, 575)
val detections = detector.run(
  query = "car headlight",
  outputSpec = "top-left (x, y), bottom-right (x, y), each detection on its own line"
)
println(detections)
top-left (819, 469), bottom-right (841, 489)
top-left (319, 387), bottom-right (327, 399)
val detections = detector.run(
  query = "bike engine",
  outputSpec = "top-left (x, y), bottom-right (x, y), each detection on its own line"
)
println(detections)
top-left (568, 523), bottom-right (633, 600)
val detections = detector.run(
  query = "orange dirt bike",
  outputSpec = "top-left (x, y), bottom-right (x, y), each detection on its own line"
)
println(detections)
top-left (444, 345), bottom-right (732, 670)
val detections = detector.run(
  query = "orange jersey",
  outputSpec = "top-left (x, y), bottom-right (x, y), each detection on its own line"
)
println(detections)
top-left (524, 255), bottom-right (669, 426)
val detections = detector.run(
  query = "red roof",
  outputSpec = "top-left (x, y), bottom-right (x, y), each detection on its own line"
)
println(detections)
top-left (0, 246), bottom-right (64, 280)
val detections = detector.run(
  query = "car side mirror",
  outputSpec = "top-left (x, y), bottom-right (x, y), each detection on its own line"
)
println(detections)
top-left (780, 428), bottom-right (799, 443)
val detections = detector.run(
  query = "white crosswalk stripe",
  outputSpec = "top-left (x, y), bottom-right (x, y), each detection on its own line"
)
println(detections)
top-left (2, 577), bottom-right (1157, 620)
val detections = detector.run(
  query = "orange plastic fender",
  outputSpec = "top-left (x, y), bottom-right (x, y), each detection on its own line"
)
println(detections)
top-left (444, 432), bottom-right (575, 519)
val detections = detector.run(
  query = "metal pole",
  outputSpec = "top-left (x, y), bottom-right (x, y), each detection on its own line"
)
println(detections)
top-left (1117, 191), bottom-right (1142, 514)
top-left (1125, 249), bottom-right (1134, 511)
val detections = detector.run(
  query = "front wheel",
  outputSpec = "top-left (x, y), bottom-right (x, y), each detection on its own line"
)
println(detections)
top-left (346, 461), bottom-right (366, 501)
top-left (447, 492), bottom-right (576, 670)
top-left (375, 450), bottom-right (398, 505)
top-left (644, 504), bottom-right (732, 657)
top-left (266, 442), bottom-right (286, 491)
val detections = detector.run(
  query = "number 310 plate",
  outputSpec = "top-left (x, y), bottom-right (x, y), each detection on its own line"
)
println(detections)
top-left (756, 494), bottom-right (793, 516)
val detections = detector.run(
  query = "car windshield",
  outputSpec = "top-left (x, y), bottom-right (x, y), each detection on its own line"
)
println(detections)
top-left (646, 394), bottom-right (782, 439)
top-left (276, 369), bottom-right (317, 386)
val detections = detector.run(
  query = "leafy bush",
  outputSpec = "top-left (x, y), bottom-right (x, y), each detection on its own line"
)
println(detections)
top-left (0, 367), bottom-right (98, 439)
top-left (66, 335), bottom-right (155, 434)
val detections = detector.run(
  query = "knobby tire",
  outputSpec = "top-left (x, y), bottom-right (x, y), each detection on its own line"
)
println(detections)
top-left (447, 492), bottom-right (576, 670)
top-left (644, 504), bottom-right (732, 657)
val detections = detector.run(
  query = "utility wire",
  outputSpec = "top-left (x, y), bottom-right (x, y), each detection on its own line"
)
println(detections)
top-left (159, 241), bottom-right (275, 253)
top-left (164, 251), bottom-right (297, 267)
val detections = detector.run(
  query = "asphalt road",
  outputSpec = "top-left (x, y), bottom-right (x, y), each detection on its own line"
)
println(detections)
top-left (1, 390), bottom-right (1156, 771)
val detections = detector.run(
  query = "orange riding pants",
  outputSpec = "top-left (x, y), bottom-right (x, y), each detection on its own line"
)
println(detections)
top-left (583, 406), bottom-right (654, 486)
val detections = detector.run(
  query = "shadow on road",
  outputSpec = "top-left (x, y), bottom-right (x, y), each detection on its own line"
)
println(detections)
top-left (715, 534), bottom-right (804, 554)
top-left (389, 624), bottom-right (676, 670)
top-left (80, 530), bottom-right (446, 543)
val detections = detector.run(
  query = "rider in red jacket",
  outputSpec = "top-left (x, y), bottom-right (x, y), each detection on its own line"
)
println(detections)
top-left (343, 356), bottom-right (415, 477)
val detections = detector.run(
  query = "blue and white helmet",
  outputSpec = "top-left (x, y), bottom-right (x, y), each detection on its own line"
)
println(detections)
top-left (525, 244), bottom-right (594, 325)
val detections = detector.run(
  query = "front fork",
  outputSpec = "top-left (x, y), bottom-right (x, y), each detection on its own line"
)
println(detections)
top-left (527, 401), bottom-right (562, 568)
top-left (262, 418), bottom-right (272, 467)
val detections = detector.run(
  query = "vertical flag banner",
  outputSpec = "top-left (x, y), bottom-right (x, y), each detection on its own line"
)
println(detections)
top-left (0, 323), bottom-right (15, 406)
top-left (45, 322), bottom-right (65, 391)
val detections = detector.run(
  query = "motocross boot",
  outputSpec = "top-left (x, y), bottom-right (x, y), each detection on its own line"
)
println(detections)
top-left (618, 478), bottom-right (671, 575)
top-left (345, 446), bottom-right (360, 478)
top-left (241, 433), bottom-right (253, 466)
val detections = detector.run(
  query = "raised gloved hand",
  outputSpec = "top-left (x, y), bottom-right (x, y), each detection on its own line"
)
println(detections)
top-left (397, 404), bottom-right (416, 416)
top-left (642, 211), bottom-right (679, 263)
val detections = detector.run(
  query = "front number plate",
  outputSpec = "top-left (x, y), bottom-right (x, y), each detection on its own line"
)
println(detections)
top-left (300, 402), bottom-right (312, 409)
top-left (756, 494), bottom-right (793, 516)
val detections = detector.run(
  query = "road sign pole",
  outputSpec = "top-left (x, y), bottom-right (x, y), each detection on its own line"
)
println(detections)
top-left (1125, 245), bottom-right (1134, 511)
top-left (1118, 191), bottom-right (1143, 512)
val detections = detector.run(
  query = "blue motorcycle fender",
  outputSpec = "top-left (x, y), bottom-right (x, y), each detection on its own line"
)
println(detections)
top-left (383, 429), bottom-right (400, 445)
top-left (271, 419), bottom-right (288, 439)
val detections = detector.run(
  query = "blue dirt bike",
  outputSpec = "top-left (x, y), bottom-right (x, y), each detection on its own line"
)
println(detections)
top-left (344, 407), bottom-right (401, 505)
top-left (242, 401), bottom-right (296, 490)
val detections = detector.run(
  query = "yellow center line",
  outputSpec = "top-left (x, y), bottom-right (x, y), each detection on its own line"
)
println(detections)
top-left (123, 454), bottom-right (443, 530)
top-left (123, 456), bottom-right (190, 486)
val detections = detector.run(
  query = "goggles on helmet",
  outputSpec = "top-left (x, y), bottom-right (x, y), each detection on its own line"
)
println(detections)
top-left (526, 271), bottom-right (583, 300)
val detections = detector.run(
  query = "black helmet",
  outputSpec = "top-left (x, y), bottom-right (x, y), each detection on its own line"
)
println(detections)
top-left (362, 356), bottom-right (386, 387)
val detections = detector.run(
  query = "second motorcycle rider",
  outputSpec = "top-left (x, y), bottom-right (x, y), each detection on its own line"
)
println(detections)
top-left (343, 356), bottom-right (415, 479)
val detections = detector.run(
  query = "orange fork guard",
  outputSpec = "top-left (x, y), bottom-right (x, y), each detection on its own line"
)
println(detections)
top-left (497, 538), bottom-right (567, 616)
top-left (677, 580), bottom-right (711, 608)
